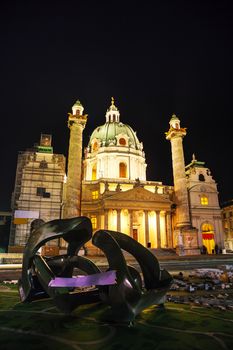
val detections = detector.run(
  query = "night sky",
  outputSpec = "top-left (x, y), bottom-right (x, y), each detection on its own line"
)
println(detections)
top-left (0, 0), bottom-right (232, 210)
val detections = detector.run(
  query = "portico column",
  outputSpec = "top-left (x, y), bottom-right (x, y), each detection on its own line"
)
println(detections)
top-left (117, 209), bottom-right (121, 232)
top-left (104, 209), bottom-right (108, 230)
top-left (156, 211), bottom-right (161, 248)
top-left (166, 211), bottom-right (172, 248)
top-left (96, 213), bottom-right (100, 231)
top-left (144, 210), bottom-right (149, 247)
top-left (129, 210), bottom-right (133, 238)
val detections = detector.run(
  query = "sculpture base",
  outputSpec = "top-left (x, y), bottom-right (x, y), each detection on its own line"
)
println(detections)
top-left (176, 245), bottom-right (200, 256)
top-left (176, 245), bottom-right (185, 256)
top-left (183, 248), bottom-right (200, 255)
top-left (175, 226), bottom-right (200, 256)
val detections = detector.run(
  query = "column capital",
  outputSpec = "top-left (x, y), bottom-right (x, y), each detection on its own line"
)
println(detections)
top-left (68, 113), bottom-right (88, 129)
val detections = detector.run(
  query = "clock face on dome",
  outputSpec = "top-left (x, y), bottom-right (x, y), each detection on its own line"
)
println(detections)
top-left (40, 134), bottom-right (52, 147)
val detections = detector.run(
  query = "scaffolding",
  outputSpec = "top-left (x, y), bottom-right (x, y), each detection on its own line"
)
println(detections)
top-left (9, 145), bottom-right (66, 251)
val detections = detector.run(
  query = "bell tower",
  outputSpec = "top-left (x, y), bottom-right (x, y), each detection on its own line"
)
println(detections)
top-left (63, 100), bottom-right (87, 218)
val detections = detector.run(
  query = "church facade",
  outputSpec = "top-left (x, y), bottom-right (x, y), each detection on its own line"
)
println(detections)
top-left (65, 98), bottom-right (224, 255)
top-left (9, 99), bottom-right (224, 255)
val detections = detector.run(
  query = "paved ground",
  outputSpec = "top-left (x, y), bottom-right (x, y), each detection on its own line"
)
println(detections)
top-left (1, 253), bottom-right (233, 281)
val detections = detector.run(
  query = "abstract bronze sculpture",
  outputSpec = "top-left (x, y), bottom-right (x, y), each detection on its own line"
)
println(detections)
top-left (18, 216), bottom-right (173, 323)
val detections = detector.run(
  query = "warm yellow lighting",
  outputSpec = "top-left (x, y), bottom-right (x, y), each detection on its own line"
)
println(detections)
top-left (108, 209), bottom-right (117, 231)
top-left (120, 183), bottom-right (134, 191)
top-left (160, 211), bottom-right (167, 248)
top-left (157, 186), bottom-right (164, 194)
top-left (100, 182), bottom-right (105, 194)
top-left (108, 183), bottom-right (118, 191)
top-left (200, 195), bottom-right (208, 205)
top-left (202, 223), bottom-right (214, 232)
top-left (90, 215), bottom-right (97, 229)
top-left (121, 209), bottom-right (129, 235)
top-left (144, 185), bottom-right (156, 193)
top-left (138, 211), bottom-right (145, 246)
top-left (92, 190), bottom-right (99, 200)
top-left (92, 141), bottom-right (98, 152)
top-left (100, 214), bottom-right (104, 229)
top-left (119, 162), bottom-right (127, 178)
top-left (148, 211), bottom-right (157, 248)
top-left (119, 163), bottom-right (127, 177)
top-left (92, 164), bottom-right (97, 180)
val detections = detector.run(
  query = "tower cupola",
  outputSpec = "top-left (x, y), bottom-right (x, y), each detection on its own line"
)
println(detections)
top-left (72, 100), bottom-right (84, 116)
top-left (105, 97), bottom-right (120, 123)
top-left (169, 114), bottom-right (181, 129)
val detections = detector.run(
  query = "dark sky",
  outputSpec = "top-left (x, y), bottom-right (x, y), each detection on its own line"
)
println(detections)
top-left (0, 0), bottom-right (232, 210)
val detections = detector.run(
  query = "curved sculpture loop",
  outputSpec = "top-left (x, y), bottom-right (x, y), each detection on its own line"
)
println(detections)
top-left (18, 216), bottom-right (173, 323)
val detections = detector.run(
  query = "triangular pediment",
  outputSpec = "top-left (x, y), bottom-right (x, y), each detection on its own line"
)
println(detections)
top-left (104, 186), bottom-right (171, 203)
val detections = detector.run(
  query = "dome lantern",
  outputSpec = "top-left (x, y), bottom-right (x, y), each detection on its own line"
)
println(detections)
top-left (105, 97), bottom-right (120, 123)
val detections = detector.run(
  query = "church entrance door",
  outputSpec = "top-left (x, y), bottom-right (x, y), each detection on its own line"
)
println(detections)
top-left (133, 228), bottom-right (138, 241)
top-left (201, 223), bottom-right (215, 254)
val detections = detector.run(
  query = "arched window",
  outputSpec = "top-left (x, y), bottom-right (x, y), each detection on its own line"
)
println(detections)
top-left (119, 137), bottom-right (126, 146)
top-left (200, 195), bottom-right (208, 205)
top-left (199, 174), bottom-right (205, 181)
top-left (119, 162), bottom-right (127, 178)
top-left (92, 141), bottom-right (98, 152)
top-left (92, 164), bottom-right (97, 180)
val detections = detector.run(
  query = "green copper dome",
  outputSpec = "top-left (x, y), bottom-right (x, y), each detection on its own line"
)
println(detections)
top-left (88, 122), bottom-right (140, 149)
top-left (87, 99), bottom-right (142, 150)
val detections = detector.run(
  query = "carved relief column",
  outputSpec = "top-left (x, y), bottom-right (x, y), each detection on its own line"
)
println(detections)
top-left (104, 209), bottom-right (108, 230)
top-left (64, 101), bottom-right (87, 218)
top-left (165, 116), bottom-right (191, 227)
top-left (144, 210), bottom-right (149, 247)
top-left (117, 209), bottom-right (121, 232)
top-left (156, 211), bottom-right (161, 248)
